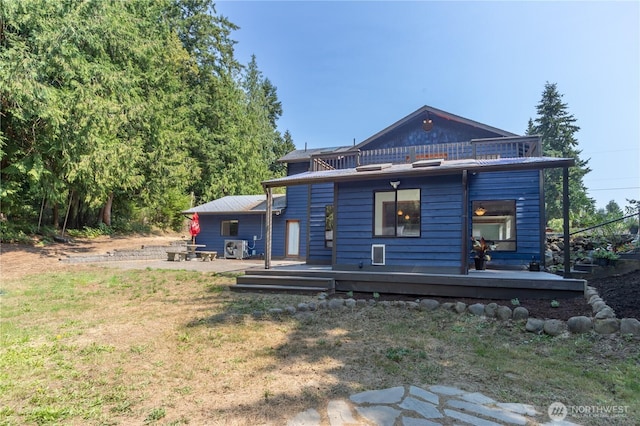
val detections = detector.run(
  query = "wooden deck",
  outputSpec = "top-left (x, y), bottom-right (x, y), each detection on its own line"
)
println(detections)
top-left (234, 264), bottom-right (586, 299)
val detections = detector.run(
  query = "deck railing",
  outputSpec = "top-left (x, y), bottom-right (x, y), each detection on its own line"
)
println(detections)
top-left (310, 137), bottom-right (540, 171)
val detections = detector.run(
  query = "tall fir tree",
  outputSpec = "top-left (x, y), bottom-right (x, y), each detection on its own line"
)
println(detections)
top-left (527, 82), bottom-right (594, 225)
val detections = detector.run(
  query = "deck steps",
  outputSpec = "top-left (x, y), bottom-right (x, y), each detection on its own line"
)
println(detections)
top-left (233, 275), bottom-right (334, 294)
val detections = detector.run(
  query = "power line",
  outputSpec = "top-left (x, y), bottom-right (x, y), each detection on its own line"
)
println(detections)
top-left (589, 187), bottom-right (640, 191)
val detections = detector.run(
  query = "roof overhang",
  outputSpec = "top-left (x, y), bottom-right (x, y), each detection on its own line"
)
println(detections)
top-left (262, 157), bottom-right (575, 189)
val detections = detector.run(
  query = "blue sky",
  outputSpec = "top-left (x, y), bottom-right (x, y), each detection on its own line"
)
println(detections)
top-left (216, 1), bottom-right (639, 211)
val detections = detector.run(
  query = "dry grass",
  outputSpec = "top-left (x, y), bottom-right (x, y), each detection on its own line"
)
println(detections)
top-left (1, 265), bottom-right (639, 425)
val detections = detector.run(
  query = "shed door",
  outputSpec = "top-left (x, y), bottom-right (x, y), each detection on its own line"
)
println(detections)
top-left (286, 220), bottom-right (300, 257)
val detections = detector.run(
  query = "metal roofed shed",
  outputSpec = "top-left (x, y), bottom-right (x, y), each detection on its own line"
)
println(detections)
top-left (183, 194), bottom-right (286, 215)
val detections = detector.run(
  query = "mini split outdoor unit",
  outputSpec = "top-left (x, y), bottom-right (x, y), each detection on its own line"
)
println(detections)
top-left (224, 239), bottom-right (248, 260)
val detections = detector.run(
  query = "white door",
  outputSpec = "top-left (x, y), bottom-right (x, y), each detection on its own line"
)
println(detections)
top-left (286, 220), bottom-right (300, 257)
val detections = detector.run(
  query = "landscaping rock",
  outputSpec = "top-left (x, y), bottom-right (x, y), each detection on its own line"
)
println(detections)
top-left (525, 318), bottom-right (544, 333)
top-left (594, 318), bottom-right (620, 335)
top-left (356, 299), bottom-right (367, 307)
top-left (543, 319), bottom-right (567, 336)
top-left (441, 302), bottom-right (455, 311)
top-left (454, 302), bottom-right (467, 314)
top-left (567, 316), bottom-right (592, 334)
top-left (345, 298), bottom-right (357, 308)
top-left (468, 303), bottom-right (485, 316)
top-left (328, 299), bottom-right (344, 310)
top-left (620, 318), bottom-right (640, 338)
top-left (484, 303), bottom-right (498, 318)
top-left (317, 300), bottom-right (328, 310)
top-left (285, 306), bottom-right (297, 315)
top-left (308, 302), bottom-right (317, 311)
top-left (379, 301), bottom-right (392, 308)
top-left (595, 307), bottom-right (615, 319)
top-left (420, 299), bottom-right (440, 311)
top-left (588, 295), bottom-right (602, 305)
top-left (268, 308), bottom-right (284, 316)
top-left (496, 306), bottom-right (512, 321)
top-left (592, 300), bottom-right (607, 313)
top-left (513, 307), bottom-right (529, 321)
top-left (297, 303), bottom-right (309, 312)
top-left (406, 301), bottom-right (419, 310)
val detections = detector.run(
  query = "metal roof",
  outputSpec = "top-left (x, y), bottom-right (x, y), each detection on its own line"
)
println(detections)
top-left (182, 194), bottom-right (286, 215)
top-left (262, 156), bottom-right (575, 188)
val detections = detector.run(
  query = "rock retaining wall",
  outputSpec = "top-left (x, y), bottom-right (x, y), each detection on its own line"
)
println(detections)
top-left (59, 242), bottom-right (183, 264)
top-left (249, 287), bottom-right (640, 339)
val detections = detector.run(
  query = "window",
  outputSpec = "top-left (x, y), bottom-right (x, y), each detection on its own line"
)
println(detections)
top-left (220, 220), bottom-right (239, 237)
top-left (325, 205), bottom-right (334, 248)
top-left (472, 200), bottom-right (516, 251)
top-left (374, 189), bottom-right (420, 237)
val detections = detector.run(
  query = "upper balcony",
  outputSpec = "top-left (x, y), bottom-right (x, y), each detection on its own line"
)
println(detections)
top-left (310, 136), bottom-right (541, 172)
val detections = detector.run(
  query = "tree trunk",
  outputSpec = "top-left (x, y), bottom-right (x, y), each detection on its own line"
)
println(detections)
top-left (102, 193), bottom-right (113, 226)
top-left (53, 203), bottom-right (59, 229)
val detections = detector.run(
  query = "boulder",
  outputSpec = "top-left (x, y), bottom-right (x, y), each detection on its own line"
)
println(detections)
top-left (543, 319), bottom-right (567, 336)
top-left (297, 303), bottom-right (309, 312)
top-left (484, 303), bottom-right (498, 318)
top-left (513, 307), bottom-right (530, 321)
top-left (526, 318), bottom-right (544, 333)
top-left (468, 303), bottom-right (485, 316)
top-left (496, 306), bottom-right (513, 321)
top-left (567, 316), bottom-right (592, 334)
top-left (345, 298), bottom-right (357, 308)
top-left (594, 318), bottom-right (620, 335)
top-left (595, 308), bottom-right (615, 319)
top-left (420, 299), bottom-right (440, 311)
top-left (620, 318), bottom-right (640, 338)
top-left (328, 299), bottom-right (345, 310)
top-left (454, 302), bottom-right (467, 314)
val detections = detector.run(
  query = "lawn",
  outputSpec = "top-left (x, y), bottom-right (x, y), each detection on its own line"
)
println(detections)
top-left (0, 268), bottom-right (638, 425)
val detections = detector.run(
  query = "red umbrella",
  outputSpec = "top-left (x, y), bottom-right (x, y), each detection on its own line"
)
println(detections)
top-left (189, 212), bottom-right (200, 243)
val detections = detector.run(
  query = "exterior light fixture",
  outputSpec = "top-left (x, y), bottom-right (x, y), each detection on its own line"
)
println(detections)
top-left (404, 214), bottom-right (410, 220)
top-left (474, 206), bottom-right (487, 216)
top-left (397, 209), bottom-right (403, 216)
top-left (390, 181), bottom-right (400, 189)
top-left (422, 112), bottom-right (433, 132)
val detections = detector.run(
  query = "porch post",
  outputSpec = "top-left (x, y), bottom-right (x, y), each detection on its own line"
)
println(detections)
top-left (562, 167), bottom-right (570, 277)
top-left (264, 186), bottom-right (272, 270)
top-left (461, 170), bottom-right (469, 274)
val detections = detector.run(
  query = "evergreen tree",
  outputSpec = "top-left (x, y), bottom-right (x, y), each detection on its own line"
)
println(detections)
top-left (527, 82), bottom-right (594, 225)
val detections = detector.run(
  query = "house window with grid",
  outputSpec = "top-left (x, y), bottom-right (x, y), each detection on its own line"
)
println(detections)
top-left (374, 189), bottom-right (420, 237)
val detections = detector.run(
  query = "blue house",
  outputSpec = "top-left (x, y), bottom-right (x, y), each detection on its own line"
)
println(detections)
top-left (186, 106), bottom-right (582, 298)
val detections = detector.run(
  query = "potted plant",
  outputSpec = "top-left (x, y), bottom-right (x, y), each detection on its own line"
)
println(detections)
top-left (471, 237), bottom-right (493, 270)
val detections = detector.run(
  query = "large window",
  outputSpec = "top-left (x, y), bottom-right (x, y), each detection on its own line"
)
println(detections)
top-left (220, 220), bottom-right (239, 237)
top-left (374, 189), bottom-right (420, 237)
top-left (472, 200), bottom-right (516, 251)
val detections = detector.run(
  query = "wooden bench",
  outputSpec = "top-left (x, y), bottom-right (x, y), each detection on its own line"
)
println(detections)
top-left (196, 251), bottom-right (217, 261)
top-left (167, 251), bottom-right (188, 261)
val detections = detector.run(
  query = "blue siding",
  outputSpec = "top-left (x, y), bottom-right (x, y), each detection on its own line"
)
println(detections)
top-left (196, 214), bottom-right (285, 257)
top-left (335, 175), bottom-right (463, 271)
top-left (308, 183), bottom-right (334, 264)
top-left (279, 184), bottom-right (307, 259)
top-left (469, 170), bottom-right (541, 268)
top-left (361, 117), bottom-right (502, 150)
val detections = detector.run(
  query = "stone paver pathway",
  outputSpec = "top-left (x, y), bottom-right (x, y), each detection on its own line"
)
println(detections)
top-left (287, 385), bottom-right (582, 425)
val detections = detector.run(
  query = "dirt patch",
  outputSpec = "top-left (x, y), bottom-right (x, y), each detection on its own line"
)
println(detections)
top-left (587, 270), bottom-right (640, 319)
top-left (0, 232), bottom-right (185, 280)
